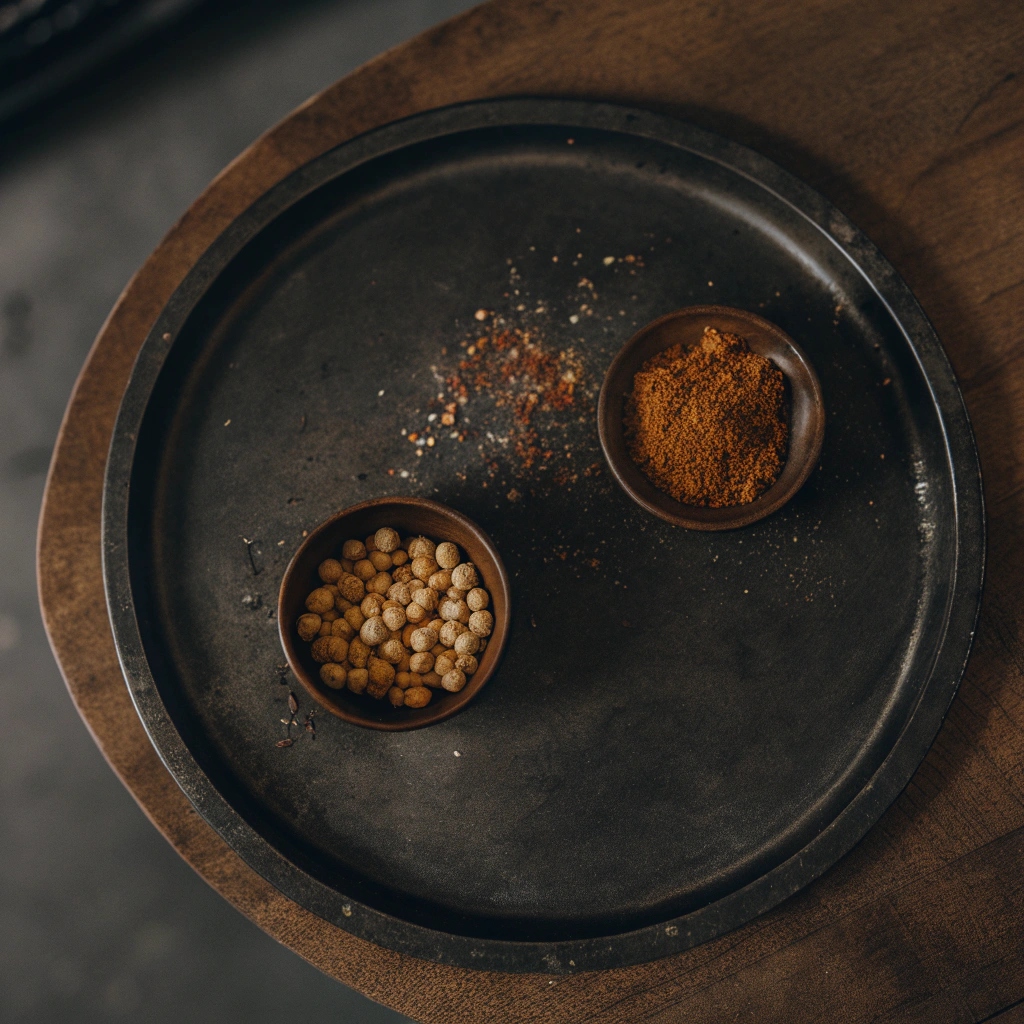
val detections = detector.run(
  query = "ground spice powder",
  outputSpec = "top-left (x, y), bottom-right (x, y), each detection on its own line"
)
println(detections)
top-left (624, 327), bottom-right (788, 506)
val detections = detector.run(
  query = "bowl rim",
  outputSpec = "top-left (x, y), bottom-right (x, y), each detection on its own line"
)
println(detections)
top-left (597, 304), bottom-right (826, 530)
top-left (278, 495), bottom-right (511, 730)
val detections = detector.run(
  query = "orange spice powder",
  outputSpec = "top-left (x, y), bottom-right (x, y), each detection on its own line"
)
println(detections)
top-left (624, 327), bottom-right (788, 507)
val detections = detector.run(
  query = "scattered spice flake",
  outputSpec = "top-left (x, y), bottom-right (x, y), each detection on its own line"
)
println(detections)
top-left (276, 738), bottom-right (294, 748)
top-left (288, 691), bottom-right (299, 715)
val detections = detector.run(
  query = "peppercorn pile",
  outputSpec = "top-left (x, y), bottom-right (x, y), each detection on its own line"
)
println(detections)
top-left (624, 327), bottom-right (788, 506)
top-left (296, 528), bottom-right (493, 710)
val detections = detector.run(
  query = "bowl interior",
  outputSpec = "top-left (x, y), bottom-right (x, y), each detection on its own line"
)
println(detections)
top-left (598, 305), bottom-right (825, 530)
top-left (279, 497), bottom-right (510, 730)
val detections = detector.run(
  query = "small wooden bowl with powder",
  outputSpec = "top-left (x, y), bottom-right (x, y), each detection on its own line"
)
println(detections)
top-left (598, 306), bottom-right (824, 530)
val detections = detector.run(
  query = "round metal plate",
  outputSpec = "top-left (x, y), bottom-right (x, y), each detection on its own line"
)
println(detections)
top-left (102, 99), bottom-right (984, 973)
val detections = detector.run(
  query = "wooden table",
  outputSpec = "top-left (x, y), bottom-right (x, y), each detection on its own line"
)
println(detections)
top-left (38, 1), bottom-right (1024, 1020)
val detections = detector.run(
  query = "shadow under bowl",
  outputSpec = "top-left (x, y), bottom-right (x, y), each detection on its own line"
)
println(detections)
top-left (597, 305), bottom-right (825, 530)
top-left (278, 496), bottom-right (511, 730)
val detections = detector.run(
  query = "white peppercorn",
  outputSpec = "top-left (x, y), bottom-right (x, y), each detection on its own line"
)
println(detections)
top-left (409, 651), bottom-right (434, 674)
top-left (407, 536), bottom-right (435, 559)
top-left (367, 571), bottom-right (392, 595)
top-left (381, 605), bottom-right (406, 631)
top-left (348, 638), bottom-right (371, 667)
top-left (404, 686), bottom-right (432, 708)
top-left (318, 559), bottom-right (344, 583)
top-left (352, 558), bottom-right (376, 581)
top-left (454, 653), bottom-right (478, 675)
top-left (366, 657), bottom-right (395, 698)
top-left (439, 620), bottom-right (467, 647)
top-left (337, 572), bottom-right (365, 603)
top-left (331, 618), bottom-right (355, 640)
top-left (410, 627), bottom-right (438, 652)
top-left (434, 542), bottom-right (460, 569)
top-left (412, 556), bottom-right (439, 582)
top-left (374, 527), bottom-right (400, 553)
top-left (439, 597), bottom-right (470, 623)
top-left (468, 610), bottom-right (494, 637)
top-left (305, 588), bottom-right (335, 615)
top-left (369, 550), bottom-right (393, 571)
top-left (454, 631), bottom-right (480, 656)
top-left (360, 616), bottom-right (389, 646)
top-left (311, 636), bottom-right (349, 664)
top-left (342, 539), bottom-right (366, 561)
top-left (450, 563), bottom-right (479, 590)
top-left (428, 569), bottom-right (452, 592)
top-left (320, 663), bottom-right (347, 689)
top-left (442, 669), bottom-right (467, 693)
top-left (379, 638), bottom-right (406, 664)
top-left (466, 588), bottom-right (489, 612)
top-left (296, 613), bottom-right (321, 641)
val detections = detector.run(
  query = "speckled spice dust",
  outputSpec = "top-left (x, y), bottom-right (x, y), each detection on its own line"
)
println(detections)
top-left (398, 252), bottom-right (652, 501)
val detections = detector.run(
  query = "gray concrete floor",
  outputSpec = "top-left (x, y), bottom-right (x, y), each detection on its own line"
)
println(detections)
top-left (0, 2), bottom-right (477, 1019)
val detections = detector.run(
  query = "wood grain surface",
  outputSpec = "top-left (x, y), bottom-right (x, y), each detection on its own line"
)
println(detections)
top-left (37, 0), bottom-right (1024, 1020)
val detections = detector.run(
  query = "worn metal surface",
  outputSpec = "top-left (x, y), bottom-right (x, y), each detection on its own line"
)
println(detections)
top-left (102, 99), bottom-right (984, 972)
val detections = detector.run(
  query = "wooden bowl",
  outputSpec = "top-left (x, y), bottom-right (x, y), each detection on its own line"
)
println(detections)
top-left (597, 305), bottom-right (825, 530)
top-left (278, 497), bottom-right (510, 730)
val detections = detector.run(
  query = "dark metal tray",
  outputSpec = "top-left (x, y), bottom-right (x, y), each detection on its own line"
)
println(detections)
top-left (103, 99), bottom-right (984, 973)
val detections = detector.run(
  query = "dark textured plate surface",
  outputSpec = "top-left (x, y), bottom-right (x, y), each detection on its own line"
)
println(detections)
top-left (102, 99), bottom-right (984, 973)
